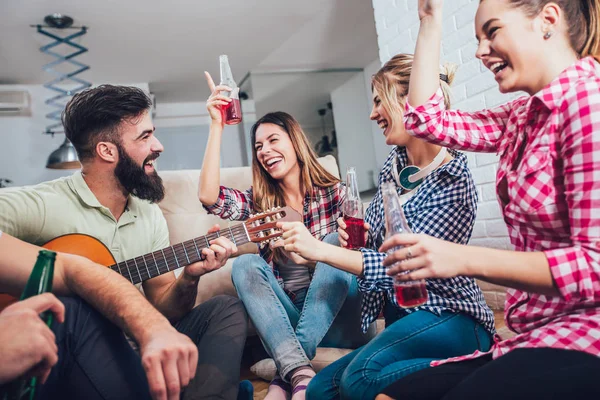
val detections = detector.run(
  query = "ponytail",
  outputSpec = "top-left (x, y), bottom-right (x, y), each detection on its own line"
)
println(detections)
top-left (580, 0), bottom-right (600, 61)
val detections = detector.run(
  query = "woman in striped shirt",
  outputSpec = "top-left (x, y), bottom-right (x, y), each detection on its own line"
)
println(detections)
top-left (378, 0), bottom-right (600, 399)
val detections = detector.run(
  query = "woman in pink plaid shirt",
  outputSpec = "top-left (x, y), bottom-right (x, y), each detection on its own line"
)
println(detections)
top-left (377, 0), bottom-right (600, 399)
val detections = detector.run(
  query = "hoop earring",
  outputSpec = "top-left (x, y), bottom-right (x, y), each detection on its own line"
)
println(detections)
top-left (544, 31), bottom-right (553, 40)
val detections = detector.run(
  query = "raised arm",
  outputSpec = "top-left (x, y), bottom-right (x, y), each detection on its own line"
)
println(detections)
top-left (408, 0), bottom-right (444, 108)
top-left (198, 71), bottom-right (233, 206)
top-left (406, 0), bottom-right (517, 153)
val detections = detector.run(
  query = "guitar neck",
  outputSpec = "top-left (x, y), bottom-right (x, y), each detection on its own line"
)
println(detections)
top-left (109, 224), bottom-right (250, 285)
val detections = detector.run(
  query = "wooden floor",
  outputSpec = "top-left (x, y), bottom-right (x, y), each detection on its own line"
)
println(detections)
top-left (241, 370), bottom-right (269, 399)
top-left (243, 311), bottom-right (506, 399)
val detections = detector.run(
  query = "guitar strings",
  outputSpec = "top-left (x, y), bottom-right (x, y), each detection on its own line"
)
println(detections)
top-left (111, 225), bottom-right (252, 284)
top-left (114, 231), bottom-right (249, 283)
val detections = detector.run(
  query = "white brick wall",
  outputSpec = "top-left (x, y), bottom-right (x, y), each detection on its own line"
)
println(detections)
top-left (371, 0), bottom-right (519, 308)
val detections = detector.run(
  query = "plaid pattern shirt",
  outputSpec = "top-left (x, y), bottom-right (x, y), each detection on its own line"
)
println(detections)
top-left (405, 56), bottom-right (600, 366)
top-left (358, 147), bottom-right (495, 334)
top-left (203, 183), bottom-right (345, 288)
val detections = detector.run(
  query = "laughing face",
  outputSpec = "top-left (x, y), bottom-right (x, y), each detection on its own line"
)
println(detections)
top-left (369, 86), bottom-right (409, 146)
top-left (475, 0), bottom-right (550, 95)
top-left (253, 122), bottom-right (299, 180)
top-left (115, 111), bottom-right (165, 202)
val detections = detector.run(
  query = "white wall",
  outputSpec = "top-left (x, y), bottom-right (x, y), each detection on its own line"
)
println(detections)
top-left (371, 0), bottom-right (518, 308)
top-left (331, 72), bottom-right (378, 191)
top-left (363, 58), bottom-right (394, 174)
top-left (249, 71), bottom-right (350, 146)
top-left (0, 85), bottom-right (249, 188)
top-left (153, 99), bottom-right (250, 169)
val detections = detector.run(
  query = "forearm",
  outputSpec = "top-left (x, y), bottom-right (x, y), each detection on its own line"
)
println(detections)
top-left (198, 121), bottom-right (224, 205)
top-left (62, 254), bottom-right (173, 345)
top-left (0, 233), bottom-right (71, 296)
top-left (408, 14), bottom-right (443, 107)
top-left (150, 272), bottom-right (199, 322)
top-left (319, 243), bottom-right (365, 277)
top-left (464, 246), bottom-right (559, 296)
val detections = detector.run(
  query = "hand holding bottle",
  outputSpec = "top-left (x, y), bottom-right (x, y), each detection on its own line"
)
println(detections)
top-left (381, 182), bottom-right (428, 308)
top-left (380, 233), bottom-right (469, 281)
top-left (337, 217), bottom-right (370, 249)
top-left (204, 71), bottom-right (232, 127)
top-left (217, 55), bottom-right (242, 125)
top-left (342, 167), bottom-right (366, 249)
top-left (0, 294), bottom-right (65, 385)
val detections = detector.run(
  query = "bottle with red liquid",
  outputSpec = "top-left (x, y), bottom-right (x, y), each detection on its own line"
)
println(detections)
top-left (219, 55), bottom-right (242, 125)
top-left (381, 182), bottom-right (428, 308)
top-left (342, 167), bottom-right (365, 250)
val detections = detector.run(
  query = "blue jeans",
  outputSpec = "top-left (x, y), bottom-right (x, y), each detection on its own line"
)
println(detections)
top-left (231, 235), bottom-right (375, 380)
top-left (307, 309), bottom-right (492, 400)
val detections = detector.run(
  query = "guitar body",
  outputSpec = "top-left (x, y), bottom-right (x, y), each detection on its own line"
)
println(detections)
top-left (43, 234), bottom-right (116, 266)
top-left (0, 234), bottom-right (116, 311)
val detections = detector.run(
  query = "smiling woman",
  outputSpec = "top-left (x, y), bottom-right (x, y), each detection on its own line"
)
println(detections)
top-left (473, 0), bottom-right (596, 94)
top-left (198, 72), bottom-right (376, 399)
top-left (374, 0), bottom-right (600, 398)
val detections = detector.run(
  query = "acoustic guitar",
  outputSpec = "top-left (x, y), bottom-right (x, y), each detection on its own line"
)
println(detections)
top-left (0, 206), bottom-right (301, 311)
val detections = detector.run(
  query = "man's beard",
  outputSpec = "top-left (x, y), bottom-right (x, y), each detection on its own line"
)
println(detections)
top-left (114, 144), bottom-right (165, 203)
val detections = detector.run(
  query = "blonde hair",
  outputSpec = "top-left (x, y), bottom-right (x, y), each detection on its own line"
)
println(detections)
top-left (498, 0), bottom-right (600, 59)
top-left (250, 111), bottom-right (340, 213)
top-left (371, 54), bottom-right (456, 126)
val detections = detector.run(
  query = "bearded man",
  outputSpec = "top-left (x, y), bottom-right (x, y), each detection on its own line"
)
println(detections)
top-left (0, 85), bottom-right (248, 400)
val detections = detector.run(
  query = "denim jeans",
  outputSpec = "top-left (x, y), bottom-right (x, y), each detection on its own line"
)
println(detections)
top-left (307, 309), bottom-right (492, 400)
top-left (231, 235), bottom-right (375, 380)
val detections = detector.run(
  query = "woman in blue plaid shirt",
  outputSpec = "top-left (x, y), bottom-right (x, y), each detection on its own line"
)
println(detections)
top-left (276, 54), bottom-right (495, 400)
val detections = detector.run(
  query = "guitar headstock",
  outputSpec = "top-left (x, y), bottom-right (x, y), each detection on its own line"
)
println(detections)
top-left (244, 206), bottom-right (302, 247)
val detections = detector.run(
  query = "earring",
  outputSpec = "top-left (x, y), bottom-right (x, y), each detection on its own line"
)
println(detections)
top-left (544, 31), bottom-right (553, 40)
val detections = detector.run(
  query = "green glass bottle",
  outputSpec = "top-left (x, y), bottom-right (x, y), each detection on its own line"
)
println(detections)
top-left (2, 250), bottom-right (56, 400)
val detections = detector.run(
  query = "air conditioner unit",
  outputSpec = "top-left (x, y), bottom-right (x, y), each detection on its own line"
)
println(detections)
top-left (0, 90), bottom-right (31, 116)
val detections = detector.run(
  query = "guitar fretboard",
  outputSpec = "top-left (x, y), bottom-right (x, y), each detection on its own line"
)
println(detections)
top-left (109, 224), bottom-right (249, 285)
